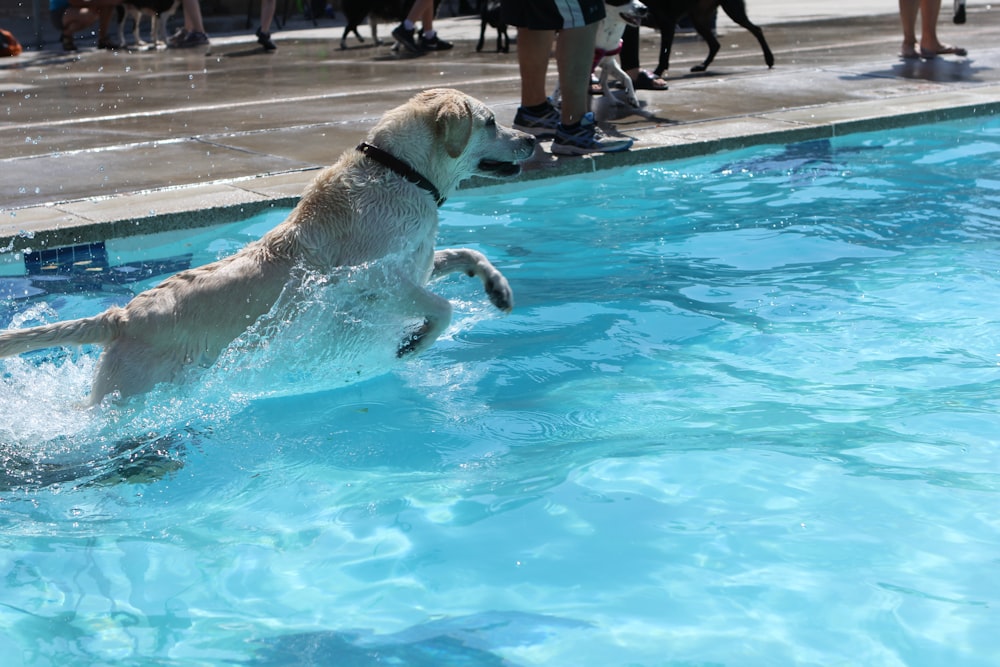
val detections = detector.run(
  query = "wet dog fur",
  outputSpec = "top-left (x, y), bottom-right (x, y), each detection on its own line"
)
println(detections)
top-left (0, 89), bottom-right (535, 405)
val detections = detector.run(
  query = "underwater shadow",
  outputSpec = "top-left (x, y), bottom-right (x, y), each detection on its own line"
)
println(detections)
top-left (0, 429), bottom-right (188, 491)
top-left (244, 611), bottom-right (591, 667)
top-left (842, 57), bottom-right (988, 83)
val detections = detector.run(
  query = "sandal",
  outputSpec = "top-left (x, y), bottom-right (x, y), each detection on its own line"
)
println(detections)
top-left (633, 69), bottom-right (668, 91)
top-left (589, 75), bottom-right (603, 96)
top-left (919, 44), bottom-right (968, 59)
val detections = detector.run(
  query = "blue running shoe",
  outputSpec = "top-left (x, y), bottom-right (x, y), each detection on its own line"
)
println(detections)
top-left (512, 100), bottom-right (560, 139)
top-left (552, 112), bottom-right (633, 156)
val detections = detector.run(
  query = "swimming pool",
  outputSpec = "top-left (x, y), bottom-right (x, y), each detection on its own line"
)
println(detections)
top-left (2, 114), bottom-right (999, 665)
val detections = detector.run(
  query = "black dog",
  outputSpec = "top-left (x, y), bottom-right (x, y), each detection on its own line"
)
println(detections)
top-left (644, 0), bottom-right (773, 76)
top-left (476, 0), bottom-right (509, 53)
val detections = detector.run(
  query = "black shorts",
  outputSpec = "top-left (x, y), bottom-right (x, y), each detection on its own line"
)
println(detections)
top-left (501, 0), bottom-right (605, 30)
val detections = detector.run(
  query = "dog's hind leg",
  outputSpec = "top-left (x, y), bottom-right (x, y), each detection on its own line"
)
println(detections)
top-left (718, 0), bottom-right (774, 68)
top-left (90, 338), bottom-right (182, 404)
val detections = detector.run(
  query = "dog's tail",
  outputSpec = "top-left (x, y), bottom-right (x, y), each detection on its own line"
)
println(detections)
top-left (0, 311), bottom-right (119, 358)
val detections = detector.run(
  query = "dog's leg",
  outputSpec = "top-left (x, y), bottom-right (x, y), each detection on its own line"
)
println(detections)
top-left (649, 8), bottom-right (680, 77)
top-left (147, 14), bottom-right (156, 48)
top-left (600, 57), bottom-right (639, 108)
top-left (90, 337), bottom-right (182, 404)
top-left (719, 0), bottom-right (774, 68)
top-left (140, 11), bottom-right (150, 46)
top-left (117, 8), bottom-right (127, 47)
top-left (598, 59), bottom-right (617, 107)
top-left (691, 19), bottom-right (720, 72)
top-left (156, 1), bottom-right (179, 46)
top-left (393, 279), bottom-right (454, 358)
top-left (396, 249), bottom-right (512, 357)
top-left (432, 248), bottom-right (513, 312)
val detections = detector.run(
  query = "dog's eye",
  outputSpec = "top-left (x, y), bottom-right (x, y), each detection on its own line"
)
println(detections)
top-left (485, 116), bottom-right (497, 129)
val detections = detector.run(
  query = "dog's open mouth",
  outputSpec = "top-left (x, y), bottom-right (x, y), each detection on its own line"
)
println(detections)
top-left (620, 11), bottom-right (645, 27)
top-left (477, 159), bottom-right (522, 178)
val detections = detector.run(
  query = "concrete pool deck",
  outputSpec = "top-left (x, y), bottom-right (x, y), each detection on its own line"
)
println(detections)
top-left (1, 1), bottom-right (999, 250)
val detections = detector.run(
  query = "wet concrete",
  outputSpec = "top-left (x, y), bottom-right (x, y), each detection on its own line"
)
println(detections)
top-left (1, 3), bottom-right (998, 250)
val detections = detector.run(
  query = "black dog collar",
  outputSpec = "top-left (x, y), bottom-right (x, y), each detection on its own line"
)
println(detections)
top-left (356, 142), bottom-right (445, 207)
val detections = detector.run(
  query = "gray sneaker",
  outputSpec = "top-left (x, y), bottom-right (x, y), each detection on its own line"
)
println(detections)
top-left (551, 112), bottom-right (633, 156)
top-left (512, 100), bottom-right (560, 139)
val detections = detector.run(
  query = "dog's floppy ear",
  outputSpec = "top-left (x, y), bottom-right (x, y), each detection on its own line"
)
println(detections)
top-left (435, 96), bottom-right (473, 159)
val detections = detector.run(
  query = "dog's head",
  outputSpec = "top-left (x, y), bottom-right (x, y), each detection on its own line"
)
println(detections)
top-left (604, 0), bottom-right (647, 27)
top-left (368, 89), bottom-right (536, 200)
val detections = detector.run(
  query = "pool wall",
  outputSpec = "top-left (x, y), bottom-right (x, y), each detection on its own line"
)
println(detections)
top-left (3, 100), bottom-right (997, 258)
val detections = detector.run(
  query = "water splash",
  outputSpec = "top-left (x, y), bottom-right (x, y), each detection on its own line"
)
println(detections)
top-left (0, 260), bottom-right (428, 486)
top-left (207, 262), bottom-right (418, 401)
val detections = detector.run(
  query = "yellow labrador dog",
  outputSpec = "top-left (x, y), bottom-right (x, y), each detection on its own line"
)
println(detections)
top-left (0, 89), bottom-right (536, 404)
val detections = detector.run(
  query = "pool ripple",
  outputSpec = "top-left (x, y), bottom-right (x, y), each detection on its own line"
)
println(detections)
top-left (3, 116), bottom-right (1000, 665)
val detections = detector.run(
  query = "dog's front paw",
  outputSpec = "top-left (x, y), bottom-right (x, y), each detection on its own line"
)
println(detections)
top-left (481, 271), bottom-right (513, 312)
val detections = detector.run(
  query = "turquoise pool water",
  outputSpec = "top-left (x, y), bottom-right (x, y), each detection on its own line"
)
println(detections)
top-left (2, 114), bottom-right (999, 665)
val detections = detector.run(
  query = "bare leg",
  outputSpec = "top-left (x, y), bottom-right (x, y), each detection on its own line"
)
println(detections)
top-left (516, 28), bottom-right (555, 108)
top-left (919, 0), bottom-right (942, 52)
top-left (555, 23), bottom-right (598, 126)
top-left (898, 0), bottom-right (919, 56)
top-left (257, 0), bottom-right (277, 50)
top-left (180, 0), bottom-right (205, 33)
top-left (97, 6), bottom-right (117, 45)
top-left (260, 0), bottom-right (276, 33)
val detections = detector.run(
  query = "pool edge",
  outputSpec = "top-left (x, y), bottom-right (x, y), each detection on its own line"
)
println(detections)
top-left (3, 99), bottom-right (998, 254)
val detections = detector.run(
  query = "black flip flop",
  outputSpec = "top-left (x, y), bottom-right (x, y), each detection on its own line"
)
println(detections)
top-left (634, 69), bottom-right (668, 91)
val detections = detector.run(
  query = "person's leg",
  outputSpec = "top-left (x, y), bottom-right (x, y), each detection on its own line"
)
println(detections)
top-left (260, 0), bottom-right (275, 32)
top-left (257, 0), bottom-right (277, 50)
top-left (59, 7), bottom-right (94, 50)
top-left (551, 14), bottom-right (632, 154)
top-left (63, 1), bottom-right (120, 48)
top-left (554, 22), bottom-right (597, 126)
top-left (916, 0), bottom-right (966, 56)
top-left (180, 0), bottom-right (205, 33)
top-left (168, 0), bottom-right (208, 47)
top-left (398, 0), bottom-right (452, 51)
top-left (918, 0), bottom-right (941, 51)
top-left (620, 24), bottom-right (639, 72)
top-left (898, 0), bottom-right (919, 57)
top-left (62, 7), bottom-right (97, 35)
top-left (619, 24), bottom-right (664, 89)
top-left (96, 4), bottom-right (120, 48)
top-left (516, 27), bottom-right (554, 108)
top-left (393, 0), bottom-right (429, 52)
top-left (510, 27), bottom-right (561, 138)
